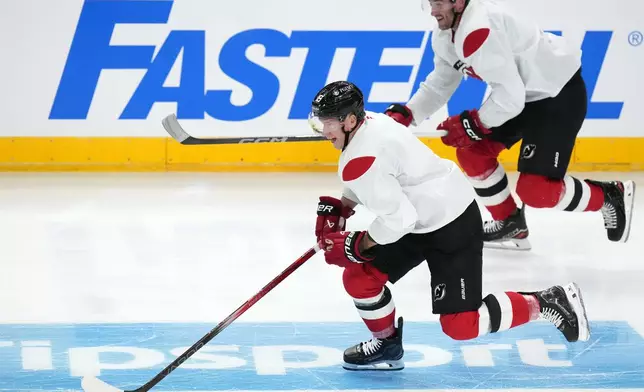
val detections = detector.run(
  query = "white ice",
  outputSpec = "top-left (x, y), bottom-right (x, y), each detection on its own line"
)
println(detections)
top-left (0, 171), bottom-right (642, 337)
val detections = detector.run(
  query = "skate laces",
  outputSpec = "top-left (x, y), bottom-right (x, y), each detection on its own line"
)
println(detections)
top-left (541, 307), bottom-right (564, 328)
top-left (360, 338), bottom-right (382, 356)
top-left (483, 219), bottom-right (504, 233)
top-left (601, 203), bottom-right (618, 229)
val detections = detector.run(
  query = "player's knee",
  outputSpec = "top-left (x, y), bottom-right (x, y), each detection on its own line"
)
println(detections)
top-left (439, 311), bottom-right (480, 341)
top-left (455, 140), bottom-right (505, 177)
top-left (342, 263), bottom-right (388, 299)
top-left (456, 147), bottom-right (490, 176)
top-left (516, 173), bottom-right (563, 208)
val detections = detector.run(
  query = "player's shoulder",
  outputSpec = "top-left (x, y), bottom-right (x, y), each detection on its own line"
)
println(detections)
top-left (339, 112), bottom-right (395, 182)
top-left (340, 154), bottom-right (378, 183)
top-left (453, 0), bottom-right (501, 59)
top-left (362, 111), bottom-right (408, 144)
top-left (364, 111), bottom-right (399, 130)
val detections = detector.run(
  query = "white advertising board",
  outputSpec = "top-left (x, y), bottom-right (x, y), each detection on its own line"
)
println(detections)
top-left (1, 0), bottom-right (642, 137)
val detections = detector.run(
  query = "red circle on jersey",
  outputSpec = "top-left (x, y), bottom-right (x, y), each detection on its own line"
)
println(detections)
top-left (342, 156), bottom-right (376, 181)
top-left (463, 28), bottom-right (490, 58)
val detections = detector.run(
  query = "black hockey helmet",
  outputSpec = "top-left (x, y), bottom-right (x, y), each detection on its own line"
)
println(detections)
top-left (308, 81), bottom-right (366, 150)
top-left (310, 81), bottom-right (365, 123)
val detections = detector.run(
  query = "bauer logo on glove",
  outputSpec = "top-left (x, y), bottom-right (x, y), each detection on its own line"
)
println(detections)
top-left (343, 231), bottom-right (361, 263)
top-left (315, 196), bottom-right (355, 243)
top-left (323, 231), bottom-right (376, 268)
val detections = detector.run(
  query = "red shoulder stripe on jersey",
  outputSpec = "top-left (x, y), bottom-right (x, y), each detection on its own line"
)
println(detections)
top-left (342, 156), bottom-right (376, 182)
top-left (463, 28), bottom-right (490, 58)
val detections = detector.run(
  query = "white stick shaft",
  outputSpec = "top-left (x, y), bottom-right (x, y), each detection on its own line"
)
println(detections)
top-left (414, 131), bottom-right (448, 137)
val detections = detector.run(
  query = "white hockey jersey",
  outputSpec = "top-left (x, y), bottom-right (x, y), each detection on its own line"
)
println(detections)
top-left (408, 0), bottom-right (582, 128)
top-left (339, 111), bottom-right (476, 245)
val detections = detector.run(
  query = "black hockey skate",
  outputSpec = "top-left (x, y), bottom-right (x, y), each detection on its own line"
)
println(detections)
top-left (483, 205), bottom-right (531, 251)
top-left (586, 180), bottom-right (636, 243)
top-left (342, 317), bottom-right (404, 371)
top-left (528, 282), bottom-right (590, 342)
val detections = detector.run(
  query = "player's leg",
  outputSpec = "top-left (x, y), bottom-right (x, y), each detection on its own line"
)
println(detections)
top-left (515, 69), bottom-right (635, 243)
top-left (423, 201), bottom-right (590, 342)
top-left (340, 235), bottom-right (425, 370)
top-left (456, 140), bottom-right (518, 220)
top-left (456, 127), bottom-right (530, 250)
top-left (440, 284), bottom-right (590, 343)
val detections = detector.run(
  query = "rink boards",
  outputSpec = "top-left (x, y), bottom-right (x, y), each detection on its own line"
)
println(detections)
top-left (2, 0), bottom-right (643, 172)
top-left (2, 137), bottom-right (644, 172)
top-left (1, 321), bottom-right (643, 390)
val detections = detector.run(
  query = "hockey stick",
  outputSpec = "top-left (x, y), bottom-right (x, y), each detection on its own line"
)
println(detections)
top-left (161, 113), bottom-right (447, 145)
top-left (161, 113), bottom-right (326, 145)
top-left (81, 243), bottom-right (322, 392)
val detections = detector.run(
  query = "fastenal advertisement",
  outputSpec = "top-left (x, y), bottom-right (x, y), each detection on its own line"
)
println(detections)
top-left (2, 0), bottom-right (641, 138)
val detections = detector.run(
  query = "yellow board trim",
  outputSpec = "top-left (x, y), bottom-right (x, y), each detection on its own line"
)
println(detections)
top-left (0, 137), bottom-right (642, 172)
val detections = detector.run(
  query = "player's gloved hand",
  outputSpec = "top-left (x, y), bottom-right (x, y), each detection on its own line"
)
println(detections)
top-left (323, 231), bottom-right (376, 268)
top-left (439, 109), bottom-right (491, 148)
top-left (316, 196), bottom-right (354, 243)
top-left (385, 104), bottom-right (414, 127)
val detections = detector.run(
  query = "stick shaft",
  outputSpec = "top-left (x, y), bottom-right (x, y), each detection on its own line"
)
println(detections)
top-left (129, 244), bottom-right (321, 392)
top-left (161, 113), bottom-right (325, 145)
top-left (183, 135), bottom-right (326, 145)
top-left (161, 113), bottom-right (445, 145)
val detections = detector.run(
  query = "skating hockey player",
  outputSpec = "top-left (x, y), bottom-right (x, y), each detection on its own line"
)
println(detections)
top-left (385, 0), bottom-right (635, 250)
top-left (309, 80), bottom-right (590, 371)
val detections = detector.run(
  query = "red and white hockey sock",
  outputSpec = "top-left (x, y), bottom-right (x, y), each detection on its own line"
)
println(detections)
top-left (343, 264), bottom-right (395, 339)
top-left (555, 175), bottom-right (605, 212)
top-left (468, 163), bottom-right (518, 221)
top-left (480, 292), bottom-right (541, 334)
top-left (352, 286), bottom-right (396, 339)
top-left (439, 292), bottom-right (540, 340)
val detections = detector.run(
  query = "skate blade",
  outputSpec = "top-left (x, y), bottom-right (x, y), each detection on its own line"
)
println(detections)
top-left (564, 282), bottom-right (590, 342)
top-left (619, 180), bottom-right (636, 243)
top-left (342, 359), bottom-right (404, 371)
top-left (484, 238), bottom-right (531, 251)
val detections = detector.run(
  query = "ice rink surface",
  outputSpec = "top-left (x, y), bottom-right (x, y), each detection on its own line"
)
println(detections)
top-left (0, 171), bottom-right (642, 391)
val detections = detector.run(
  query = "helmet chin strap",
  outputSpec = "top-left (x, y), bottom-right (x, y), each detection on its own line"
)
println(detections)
top-left (342, 131), bottom-right (351, 151)
top-left (341, 119), bottom-right (365, 152)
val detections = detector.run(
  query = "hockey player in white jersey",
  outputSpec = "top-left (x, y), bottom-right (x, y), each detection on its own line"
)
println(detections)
top-left (385, 0), bottom-right (635, 250)
top-left (309, 80), bottom-right (590, 371)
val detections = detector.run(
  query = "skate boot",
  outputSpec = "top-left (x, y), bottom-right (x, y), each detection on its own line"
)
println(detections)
top-left (483, 205), bottom-right (531, 251)
top-left (342, 317), bottom-right (404, 371)
top-left (528, 282), bottom-right (590, 342)
top-left (586, 180), bottom-right (635, 243)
